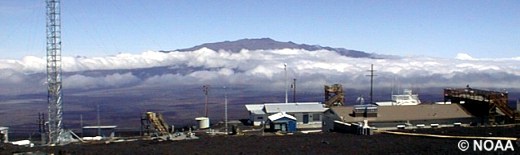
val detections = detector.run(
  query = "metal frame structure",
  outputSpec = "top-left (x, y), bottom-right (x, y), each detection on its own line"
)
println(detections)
top-left (46, 0), bottom-right (63, 144)
top-left (444, 87), bottom-right (520, 124)
top-left (324, 84), bottom-right (345, 107)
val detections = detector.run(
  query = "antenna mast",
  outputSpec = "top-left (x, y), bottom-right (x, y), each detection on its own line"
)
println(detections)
top-left (292, 78), bottom-right (296, 102)
top-left (46, 0), bottom-right (63, 144)
top-left (366, 64), bottom-right (377, 104)
top-left (203, 85), bottom-right (210, 117)
top-left (284, 63), bottom-right (288, 103)
top-left (224, 86), bottom-right (228, 134)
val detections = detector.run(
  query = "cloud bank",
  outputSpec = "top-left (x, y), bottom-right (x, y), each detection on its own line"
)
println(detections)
top-left (1, 48), bottom-right (519, 95)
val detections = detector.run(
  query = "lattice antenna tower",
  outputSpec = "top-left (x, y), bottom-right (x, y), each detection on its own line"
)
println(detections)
top-left (46, 0), bottom-right (63, 144)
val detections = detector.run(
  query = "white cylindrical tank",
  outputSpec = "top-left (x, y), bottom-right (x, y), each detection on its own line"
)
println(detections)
top-left (516, 99), bottom-right (519, 112)
top-left (195, 117), bottom-right (210, 129)
top-left (0, 127), bottom-right (8, 143)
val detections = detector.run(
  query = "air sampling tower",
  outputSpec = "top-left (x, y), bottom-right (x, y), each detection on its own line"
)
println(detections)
top-left (46, 0), bottom-right (64, 144)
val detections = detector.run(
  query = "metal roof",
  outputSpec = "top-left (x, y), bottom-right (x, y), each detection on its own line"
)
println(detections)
top-left (245, 104), bottom-right (265, 114)
top-left (268, 112), bottom-right (297, 121)
top-left (330, 104), bottom-right (474, 123)
top-left (251, 110), bottom-right (266, 114)
top-left (264, 102), bottom-right (326, 113)
top-left (245, 102), bottom-right (327, 114)
top-left (245, 104), bottom-right (264, 111)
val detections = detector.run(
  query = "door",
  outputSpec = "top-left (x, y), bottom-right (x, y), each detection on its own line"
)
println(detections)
top-left (303, 114), bottom-right (309, 124)
top-left (288, 121), bottom-right (296, 132)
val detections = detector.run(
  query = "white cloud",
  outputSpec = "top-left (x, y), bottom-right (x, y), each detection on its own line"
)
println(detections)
top-left (63, 73), bottom-right (140, 89)
top-left (0, 69), bottom-right (27, 84)
top-left (1, 48), bottom-right (520, 95)
top-left (248, 65), bottom-right (275, 79)
top-left (455, 53), bottom-right (477, 60)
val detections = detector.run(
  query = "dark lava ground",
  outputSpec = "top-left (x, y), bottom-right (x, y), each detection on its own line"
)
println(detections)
top-left (1, 126), bottom-right (519, 155)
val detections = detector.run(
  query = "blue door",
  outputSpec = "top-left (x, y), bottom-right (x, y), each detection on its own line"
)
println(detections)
top-left (288, 121), bottom-right (296, 132)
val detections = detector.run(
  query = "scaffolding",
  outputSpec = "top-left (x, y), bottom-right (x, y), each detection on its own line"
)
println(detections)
top-left (141, 112), bottom-right (171, 137)
top-left (324, 84), bottom-right (345, 107)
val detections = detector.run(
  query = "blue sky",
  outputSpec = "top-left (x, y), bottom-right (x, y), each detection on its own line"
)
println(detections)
top-left (0, 0), bottom-right (519, 59)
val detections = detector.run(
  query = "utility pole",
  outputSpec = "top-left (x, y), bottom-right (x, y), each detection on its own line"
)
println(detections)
top-left (284, 63), bottom-right (288, 103)
top-left (97, 103), bottom-right (101, 136)
top-left (224, 86), bottom-right (228, 134)
top-left (203, 85), bottom-right (210, 117)
top-left (80, 114), bottom-right (83, 137)
top-left (46, 0), bottom-right (63, 144)
top-left (38, 113), bottom-right (46, 144)
top-left (366, 64), bottom-right (377, 104)
top-left (292, 78), bottom-right (296, 102)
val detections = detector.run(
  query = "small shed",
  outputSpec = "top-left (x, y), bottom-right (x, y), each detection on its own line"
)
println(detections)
top-left (353, 105), bottom-right (378, 117)
top-left (245, 104), bottom-right (266, 126)
top-left (267, 112), bottom-right (297, 133)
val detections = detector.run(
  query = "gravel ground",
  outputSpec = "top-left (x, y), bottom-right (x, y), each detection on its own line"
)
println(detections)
top-left (1, 126), bottom-right (519, 155)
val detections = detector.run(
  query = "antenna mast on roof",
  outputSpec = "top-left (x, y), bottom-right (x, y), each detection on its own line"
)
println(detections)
top-left (46, 0), bottom-right (64, 144)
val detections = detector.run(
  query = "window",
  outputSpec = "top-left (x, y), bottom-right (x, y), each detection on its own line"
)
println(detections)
top-left (257, 116), bottom-right (263, 120)
top-left (313, 113), bottom-right (320, 121)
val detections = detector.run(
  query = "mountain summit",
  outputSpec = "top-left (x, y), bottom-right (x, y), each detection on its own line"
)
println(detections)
top-left (167, 38), bottom-right (375, 58)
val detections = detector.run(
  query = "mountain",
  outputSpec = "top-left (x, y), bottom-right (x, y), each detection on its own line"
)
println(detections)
top-left (164, 38), bottom-right (378, 58)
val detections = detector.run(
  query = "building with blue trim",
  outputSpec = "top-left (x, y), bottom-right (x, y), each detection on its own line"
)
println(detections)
top-left (245, 102), bottom-right (328, 130)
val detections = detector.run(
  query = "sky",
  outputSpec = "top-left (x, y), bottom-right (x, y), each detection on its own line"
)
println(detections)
top-left (0, 0), bottom-right (519, 59)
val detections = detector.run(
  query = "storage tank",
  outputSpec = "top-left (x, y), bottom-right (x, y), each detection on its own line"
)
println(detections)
top-left (517, 99), bottom-right (519, 112)
top-left (0, 127), bottom-right (8, 143)
top-left (195, 117), bottom-right (210, 129)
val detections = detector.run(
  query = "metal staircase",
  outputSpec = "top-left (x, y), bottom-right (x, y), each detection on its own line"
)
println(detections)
top-left (143, 112), bottom-right (170, 136)
top-left (324, 84), bottom-right (345, 107)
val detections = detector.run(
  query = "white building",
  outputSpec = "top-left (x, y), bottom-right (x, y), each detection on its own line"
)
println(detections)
top-left (267, 112), bottom-right (297, 133)
top-left (245, 104), bottom-right (266, 126)
top-left (375, 89), bottom-right (421, 106)
top-left (245, 102), bottom-right (328, 129)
